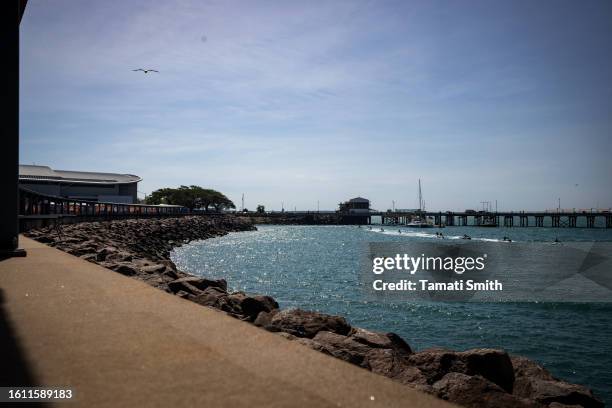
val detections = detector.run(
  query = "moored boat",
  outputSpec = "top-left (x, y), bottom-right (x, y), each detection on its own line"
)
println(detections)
top-left (406, 179), bottom-right (434, 228)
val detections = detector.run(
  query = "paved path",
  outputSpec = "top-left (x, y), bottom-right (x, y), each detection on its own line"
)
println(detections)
top-left (0, 236), bottom-right (452, 407)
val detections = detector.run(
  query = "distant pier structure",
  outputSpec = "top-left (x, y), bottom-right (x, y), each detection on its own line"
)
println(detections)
top-left (378, 210), bottom-right (612, 228)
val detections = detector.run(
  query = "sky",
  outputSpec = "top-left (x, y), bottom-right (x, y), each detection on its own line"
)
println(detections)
top-left (20, 0), bottom-right (612, 211)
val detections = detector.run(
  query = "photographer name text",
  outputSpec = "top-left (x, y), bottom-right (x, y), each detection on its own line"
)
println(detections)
top-left (372, 279), bottom-right (503, 291)
top-left (371, 253), bottom-right (503, 292)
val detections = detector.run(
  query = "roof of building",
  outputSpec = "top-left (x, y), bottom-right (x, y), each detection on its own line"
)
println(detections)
top-left (19, 165), bottom-right (141, 185)
top-left (348, 197), bottom-right (370, 203)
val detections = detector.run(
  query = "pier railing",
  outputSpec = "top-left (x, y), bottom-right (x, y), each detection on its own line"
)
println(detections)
top-left (377, 210), bottom-right (612, 228)
top-left (19, 187), bottom-right (188, 218)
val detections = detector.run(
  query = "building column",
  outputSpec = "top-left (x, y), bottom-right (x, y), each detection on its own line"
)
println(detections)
top-left (0, 1), bottom-right (27, 257)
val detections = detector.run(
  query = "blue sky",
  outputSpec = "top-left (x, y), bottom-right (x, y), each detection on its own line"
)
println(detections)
top-left (20, 0), bottom-right (612, 211)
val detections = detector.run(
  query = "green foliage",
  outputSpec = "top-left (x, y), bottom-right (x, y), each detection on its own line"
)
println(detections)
top-left (256, 204), bottom-right (265, 214)
top-left (145, 185), bottom-right (236, 211)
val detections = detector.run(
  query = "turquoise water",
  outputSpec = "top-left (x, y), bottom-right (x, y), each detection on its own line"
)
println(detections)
top-left (171, 225), bottom-right (612, 403)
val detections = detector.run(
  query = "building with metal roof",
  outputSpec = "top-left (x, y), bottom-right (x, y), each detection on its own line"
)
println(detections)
top-left (338, 197), bottom-right (371, 214)
top-left (19, 165), bottom-right (141, 203)
top-left (337, 197), bottom-right (372, 225)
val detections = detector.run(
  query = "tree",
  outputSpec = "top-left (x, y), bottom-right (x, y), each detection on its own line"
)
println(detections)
top-left (256, 204), bottom-right (265, 214)
top-left (145, 186), bottom-right (235, 212)
top-left (210, 191), bottom-right (236, 212)
top-left (146, 188), bottom-right (176, 205)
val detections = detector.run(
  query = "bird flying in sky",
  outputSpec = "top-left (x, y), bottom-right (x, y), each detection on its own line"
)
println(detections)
top-left (132, 69), bottom-right (159, 74)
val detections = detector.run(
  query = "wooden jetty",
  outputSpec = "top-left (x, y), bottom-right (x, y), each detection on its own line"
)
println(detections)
top-left (376, 210), bottom-right (612, 229)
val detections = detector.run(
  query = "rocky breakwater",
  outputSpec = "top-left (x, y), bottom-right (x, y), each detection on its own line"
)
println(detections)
top-left (25, 216), bottom-right (255, 293)
top-left (25, 217), bottom-right (604, 408)
top-left (241, 213), bottom-right (339, 225)
top-left (255, 310), bottom-right (603, 408)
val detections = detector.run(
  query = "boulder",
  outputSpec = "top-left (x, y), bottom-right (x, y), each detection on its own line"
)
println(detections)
top-left (365, 348), bottom-right (428, 386)
top-left (66, 245), bottom-right (97, 256)
top-left (516, 378), bottom-right (603, 408)
top-left (198, 278), bottom-right (228, 291)
top-left (294, 337), bottom-right (335, 357)
top-left (163, 269), bottom-right (180, 280)
top-left (95, 246), bottom-right (117, 261)
top-left (253, 310), bottom-right (277, 328)
top-left (109, 263), bottom-right (139, 276)
top-left (238, 295), bottom-right (279, 321)
top-left (275, 332), bottom-right (296, 340)
top-left (432, 373), bottom-right (539, 408)
top-left (191, 287), bottom-right (228, 308)
top-left (225, 292), bottom-right (248, 314)
top-left (167, 277), bottom-right (227, 294)
top-left (407, 348), bottom-right (514, 392)
top-left (407, 348), bottom-right (462, 384)
top-left (80, 253), bottom-right (97, 262)
top-left (511, 356), bottom-right (603, 408)
top-left (458, 348), bottom-right (515, 393)
top-left (141, 264), bottom-right (167, 274)
top-left (312, 331), bottom-right (372, 366)
top-left (512, 356), bottom-right (554, 380)
top-left (349, 327), bottom-right (412, 356)
top-left (267, 309), bottom-right (351, 338)
top-left (159, 259), bottom-right (178, 272)
top-left (105, 251), bottom-right (133, 263)
top-left (167, 277), bottom-right (205, 295)
top-left (175, 290), bottom-right (191, 299)
top-left (191, 287), bottom-right (243, 315)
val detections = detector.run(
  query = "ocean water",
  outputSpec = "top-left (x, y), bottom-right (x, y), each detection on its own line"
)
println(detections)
top-left (171, 225), bottom-right (612, 403)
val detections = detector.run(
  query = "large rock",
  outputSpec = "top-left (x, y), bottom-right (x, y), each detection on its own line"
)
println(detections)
top-left (253, 310), bottom-right (278, 328)
top-left (527, 381), bottom-right (603, 408)
top-left (80, 253), bottom-right (97, 262)
top-left (406, 348), bottom-right (515, 393)
top-left (192, 287), bottom-right (231, 310)
top-left (432, 373), bottom-right (539, 408)
top-left (198, 277), bottom-right (228, 291)
top-left (306, 329), bottom-right (423, 387)
top-left (407, 348), bottom-right (462, 384)
top-left (313, 331), bottom-right (373, 366)
top-left (365, 348), bottom-right (428, 386)
top-left (267, 309), bottom-right (351, 338)
top-left (189, 288), bottom-right (246, 316)
top-left (349, 327), bottom-right (412, 357)
top-left (159, 259), bottom-right (178, 272)
top-left (105, 251), bottom-right (134, 263)
top-left (168, 277), bottom-right (227, 294)
top-left (66, 243), bottom-right (98, 257)
top-left (511, 357), bottom-right (603, 408)
top-left (168, 277), bottom-right (204, 295)
top-left (512, 355), bottom-right (554, 381)
top-left (140, 264), bottom-right (167, 274)
top-left (293, 337), bottom-right (335, 357)
top-left (458, 348), bottom-right (515, 393)
top-left (108, 262), bottom-right (139, 276)
top-left (95, 246), bottom-right (117, 261)
top-left (237, 295), bottom-right (279, 321)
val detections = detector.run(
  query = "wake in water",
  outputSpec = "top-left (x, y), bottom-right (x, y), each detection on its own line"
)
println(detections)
top-left (366, 228), bottom-right (508, 242)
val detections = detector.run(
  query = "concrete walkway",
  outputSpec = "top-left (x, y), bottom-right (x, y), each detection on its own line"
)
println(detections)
top-left (0, 236), bottom-right (453, 407)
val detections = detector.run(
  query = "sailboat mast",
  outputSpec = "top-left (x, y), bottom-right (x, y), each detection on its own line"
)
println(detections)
top-left (418, 179), bottom-right (422, 212)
